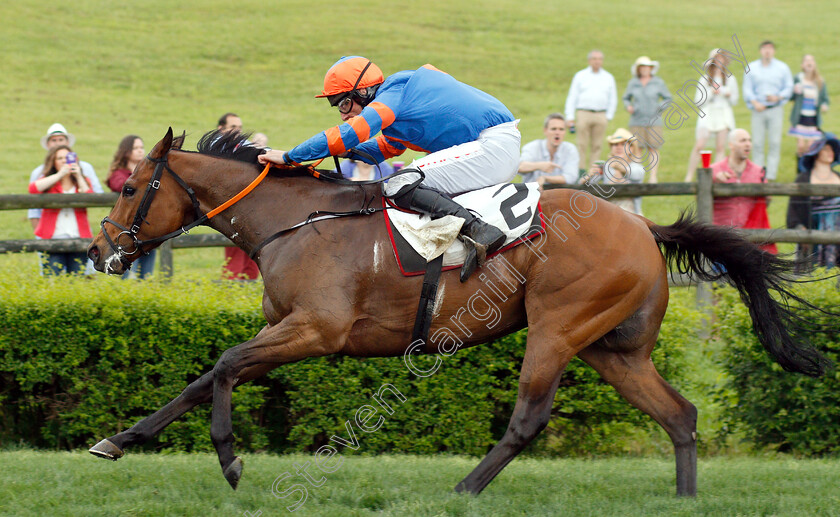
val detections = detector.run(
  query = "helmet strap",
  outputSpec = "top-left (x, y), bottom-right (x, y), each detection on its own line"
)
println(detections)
top-left (348, 60), bottom-right (377, 107)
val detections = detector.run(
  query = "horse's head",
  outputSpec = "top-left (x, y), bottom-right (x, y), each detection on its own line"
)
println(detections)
top-left (88, 128), bottom-right (194, 275)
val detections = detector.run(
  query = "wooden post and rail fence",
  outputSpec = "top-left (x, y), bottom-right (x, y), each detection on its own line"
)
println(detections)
top-left (2, 169), bottom-right (840, 291)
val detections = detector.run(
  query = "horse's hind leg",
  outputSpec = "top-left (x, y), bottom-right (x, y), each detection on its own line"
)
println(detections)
top-left (454, 328), bottom-right (573, 495)
top-left (578, 344), bottom-right (698, 496)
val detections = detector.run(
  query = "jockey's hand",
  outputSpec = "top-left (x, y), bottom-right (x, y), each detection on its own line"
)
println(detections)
top-left (258, 149), bottom-right (288, 165)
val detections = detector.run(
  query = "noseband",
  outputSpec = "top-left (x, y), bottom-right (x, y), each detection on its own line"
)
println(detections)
top-left (100, 152), bottom-right (206, 267)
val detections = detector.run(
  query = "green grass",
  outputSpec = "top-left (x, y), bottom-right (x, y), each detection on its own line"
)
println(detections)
top-left (2, 451), bottom-right (839, 516)
top-left (2, 0), bottom-right (838, 274)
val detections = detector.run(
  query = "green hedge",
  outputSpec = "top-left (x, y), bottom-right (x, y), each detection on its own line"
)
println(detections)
top-left (0, 272), bottom-right (269, 452)
top-left (1, 269), bottom-right (699, 456)
top-left (713, 276), bottom-right (840, 456)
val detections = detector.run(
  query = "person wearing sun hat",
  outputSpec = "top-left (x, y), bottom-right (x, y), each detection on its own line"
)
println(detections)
top-left (622, 56), bottom-right (672, 183)
top-left (259, 56), bottom-right (521, 282)
top-left (580, 128), bottom-right (646, 214)
top-left (40, 123), bottom-right (76, 150)
top-left (28, 123), bottom-right (103, 231)
top-left (787, 134), bottom-right (840, 270)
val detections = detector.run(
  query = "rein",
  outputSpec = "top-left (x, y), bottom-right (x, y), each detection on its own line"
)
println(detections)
top-left (100, 151), bottom-right (419, 267)
top-left (247, 160), bottom-right (424, 259)
top-left (100, 152), bottom-right (271, 266)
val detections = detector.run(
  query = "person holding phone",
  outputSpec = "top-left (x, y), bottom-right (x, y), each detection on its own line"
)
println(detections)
top-left (28, 123), bottom-right (103, 230)
top-left (28, 145), bottom-right (94, 275)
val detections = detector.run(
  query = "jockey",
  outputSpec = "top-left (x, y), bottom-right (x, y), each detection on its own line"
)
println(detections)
top-left (259, 56), bottom-right (521, 282)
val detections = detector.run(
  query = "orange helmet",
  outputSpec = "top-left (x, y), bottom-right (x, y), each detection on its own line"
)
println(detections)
top-left (316, 56), bottom-right (384, 99)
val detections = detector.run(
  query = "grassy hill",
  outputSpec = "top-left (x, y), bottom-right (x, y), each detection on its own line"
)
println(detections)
top-left (1, 0), bottom-right (837, 274)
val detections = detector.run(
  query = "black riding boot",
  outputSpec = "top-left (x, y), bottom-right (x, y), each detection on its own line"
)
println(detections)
top-left (398, 186), bottom-right (506, 282)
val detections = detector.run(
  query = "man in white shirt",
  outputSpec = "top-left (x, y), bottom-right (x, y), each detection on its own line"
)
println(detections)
top-left (518, 113), bottom-right (580, 186)
top-left (564, 50), bottom-right (618, 169)
top-left (742, 40), bottom-right (793, 181)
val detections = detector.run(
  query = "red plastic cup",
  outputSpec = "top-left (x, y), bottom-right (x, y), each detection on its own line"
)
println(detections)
top-left (700, 150), bottom-right (712, 168)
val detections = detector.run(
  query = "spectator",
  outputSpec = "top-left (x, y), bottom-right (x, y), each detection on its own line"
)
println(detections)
top-left (580, 128), bottom-right (645, 214)
top-left (710, 128), bottom-right (768, 227)
top-left (217, 112), bottom-right (242, 133)
top-left (788, 54), bottom-right (830, 158)
top-left (28, 145), bottom-right (94, 275)
top-left (518, 113), bottom-right (580, 187)
top-left (106, 135), bottom-right (156, 279)
top-left (339, 159), bottom-right (394, 181)
top-left (29, 123), bottom-right (103, 230)
top-left (565, 50), bottom-right (617, 168)
top-left (686, 50), bottom-right (739, 182)
top-left (251, 132), bottom-right (269, 148)
top-left (622, 56), bottom-right (672, 183)
top-left (217, 112), bottom-right (259, 281)
top-left (786, 135), bottom-right (840, 271)
top-left (742, 40), bottom-right (793, 181)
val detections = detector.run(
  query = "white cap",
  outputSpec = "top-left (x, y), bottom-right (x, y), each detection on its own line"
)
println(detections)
top-left (40, 123), bottom-right (76, 150)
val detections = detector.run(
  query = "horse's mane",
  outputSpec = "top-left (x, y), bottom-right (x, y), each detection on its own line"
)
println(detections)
top-left (194, 129), bottom-right (345, 180)
top-left (196, 130), bottom-right (264, 165)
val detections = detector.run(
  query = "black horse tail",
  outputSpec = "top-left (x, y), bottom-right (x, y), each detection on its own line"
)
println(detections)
top-left (650, 212), bottom-right (832, 377)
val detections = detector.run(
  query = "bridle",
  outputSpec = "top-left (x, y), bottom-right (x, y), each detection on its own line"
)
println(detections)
top-left (100, 150), bottom-right (267, 268)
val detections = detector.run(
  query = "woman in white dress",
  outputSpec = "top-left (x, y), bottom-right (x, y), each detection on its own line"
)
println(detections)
top-left (685, 49), bottom-right (738, 181)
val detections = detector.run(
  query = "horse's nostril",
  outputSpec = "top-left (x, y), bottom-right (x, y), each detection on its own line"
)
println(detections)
top-left (88, 245), bottom-right (100, 263)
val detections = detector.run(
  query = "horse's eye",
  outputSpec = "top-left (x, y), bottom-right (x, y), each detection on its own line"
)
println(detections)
top-left (122, 185), bottom-right (136, 197)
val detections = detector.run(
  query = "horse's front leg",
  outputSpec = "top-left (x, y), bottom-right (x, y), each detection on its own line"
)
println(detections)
top-left (210, 312), bottom-right (346, 489)
top-left (89, 325), bottom-right (273, 460)
top-left (90, 370), bottom-right (215, 459)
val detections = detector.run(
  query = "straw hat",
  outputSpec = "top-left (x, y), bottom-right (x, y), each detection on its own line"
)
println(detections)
top-left (631, 56), bottom-right (659, 76)
top-left (40, 123), bottom-right (76, 150)
top-left (606, 128), bottom-right (636, 144)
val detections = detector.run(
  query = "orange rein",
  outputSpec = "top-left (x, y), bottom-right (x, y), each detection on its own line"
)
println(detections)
top-left (204, 158), bottom-right (325, 220)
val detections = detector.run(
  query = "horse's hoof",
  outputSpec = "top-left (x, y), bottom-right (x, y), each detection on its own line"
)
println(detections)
top-left (89, 439), bottom-right (124, 461)
top-left (454, 480), bottom-right (479, 495)
top-left (223, 457), bottom-right (244, 490)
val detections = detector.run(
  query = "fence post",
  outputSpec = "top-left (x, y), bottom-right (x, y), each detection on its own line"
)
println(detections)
top-left (159, 240), bottom-right (173, 278)
top-left (695, 167), bottom-right (713, 310)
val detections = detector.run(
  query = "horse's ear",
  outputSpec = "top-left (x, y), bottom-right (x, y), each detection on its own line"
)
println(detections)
top-left (150, 127), bottom-right (174, 159)
top-left (171, 131), bottom-right (186, 151)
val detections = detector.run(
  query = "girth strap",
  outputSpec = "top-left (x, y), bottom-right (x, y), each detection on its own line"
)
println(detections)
top-left (411, 255), bottom-right (445, 351)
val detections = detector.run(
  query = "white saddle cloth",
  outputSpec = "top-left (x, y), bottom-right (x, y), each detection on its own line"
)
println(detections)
top-left (388, 183), bottom-right (541, 267)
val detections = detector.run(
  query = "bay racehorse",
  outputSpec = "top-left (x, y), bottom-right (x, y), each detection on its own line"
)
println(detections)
top-left (86, 128), bottom-right (830, 497)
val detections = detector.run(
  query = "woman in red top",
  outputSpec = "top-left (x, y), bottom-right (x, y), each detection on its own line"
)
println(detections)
top-left (29, 145), bottom-right (93, 275)
top-left (106, 135), bottom-right (156, 279)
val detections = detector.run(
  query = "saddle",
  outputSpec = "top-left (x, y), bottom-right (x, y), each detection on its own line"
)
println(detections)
top-left (384, 182), bottom-right (545, 276)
